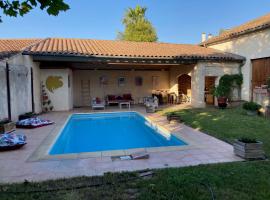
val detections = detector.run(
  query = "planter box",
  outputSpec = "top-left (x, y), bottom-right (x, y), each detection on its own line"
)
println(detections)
top-left (246, 110), bottom-right (258, 116)
top-left (0, 122), bottom-right (16, 134)
top-left (167, 114), bottom-right (181, 122)
top-left (18, 113), bottom-right (37, 121)
top-left (146, 106), bottom-right (156, 113)
top-left (233, 140), bottom-right (265, 159)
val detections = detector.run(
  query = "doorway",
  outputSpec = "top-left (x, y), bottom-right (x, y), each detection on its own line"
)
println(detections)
top-left (178, 74), bottom-right (191, 103)
top-left (80, 79), bottom-right (91, 106)
top-left (205, 76), bottom-right (216, 105)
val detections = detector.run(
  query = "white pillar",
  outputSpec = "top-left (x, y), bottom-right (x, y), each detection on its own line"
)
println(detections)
top-left (191, 63), bottom-right (206, 108)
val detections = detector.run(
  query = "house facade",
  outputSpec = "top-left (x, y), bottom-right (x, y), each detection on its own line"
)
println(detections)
top-left (201, 13), bottom-right (270, 106)
top-left (0, 38), bottom-right (244, 120)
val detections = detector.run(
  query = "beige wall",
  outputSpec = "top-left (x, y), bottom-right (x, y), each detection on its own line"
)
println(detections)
top-left (41, 69), bottom-right (73, 111)
top-left (207, 28), bottom-right (270, 101)
top-left (73, 69), bottom-right (170, 107)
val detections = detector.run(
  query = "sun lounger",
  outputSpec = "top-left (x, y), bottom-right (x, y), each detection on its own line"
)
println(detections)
top-left (16, 117), bottom-right (54, 129)
top-left (0, 133), bottom-right (27, 151)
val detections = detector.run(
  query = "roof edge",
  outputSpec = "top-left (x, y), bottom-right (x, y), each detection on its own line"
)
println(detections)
top-left (201, 22), bottom-right (270, 46)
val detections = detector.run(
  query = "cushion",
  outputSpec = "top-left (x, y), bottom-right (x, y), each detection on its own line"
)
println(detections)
top-left (116, 96), bottom-right (123, 100)
top-left (108, 95), bottom-right (116, 101)
top-left (123, 94), bottom-right (132, 100)
top-left (96, 97), bottom-right (101, 104)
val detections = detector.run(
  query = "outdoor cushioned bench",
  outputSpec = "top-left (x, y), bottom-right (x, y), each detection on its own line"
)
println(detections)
top-left (106, 94), bottom-right (134, 105)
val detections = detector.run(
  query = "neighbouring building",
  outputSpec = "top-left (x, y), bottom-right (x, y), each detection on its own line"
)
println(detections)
top-left (201, 13), bottom-right (270, 107)
top-left (0, 38), bottom-right (244, 121)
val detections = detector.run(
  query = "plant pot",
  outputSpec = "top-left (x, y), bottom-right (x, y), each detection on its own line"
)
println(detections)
top-left (246, 110), bottom-right (257, 116)
top-left (18, 112), bottom-right (36, 121)
top-left (167, 114), bottom-right (181, 122)
top-left (0, 122), bottom-right (16, 134)
top-left (146, 106), bottom-right (156, 113)
top-left (217, 97), bottom-right (227, 108)
top-left (233, 139), bottom-right (265, 160)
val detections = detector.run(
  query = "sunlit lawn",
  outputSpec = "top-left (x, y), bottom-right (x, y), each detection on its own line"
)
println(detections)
top-left (169, 106), bottom-right (270, 155)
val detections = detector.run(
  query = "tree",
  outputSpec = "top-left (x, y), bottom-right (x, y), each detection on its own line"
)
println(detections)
top-left (118, 5), bottom-right (158, 42)
top-left (0, 0), bottom-right (69, 22)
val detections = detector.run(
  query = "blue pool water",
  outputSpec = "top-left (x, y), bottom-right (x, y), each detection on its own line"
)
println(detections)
top-left (49, 112), bottom-right (187, 155)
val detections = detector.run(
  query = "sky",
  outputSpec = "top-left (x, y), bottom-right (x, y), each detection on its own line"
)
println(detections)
top-left (0, 0), bottom-right (270, 44)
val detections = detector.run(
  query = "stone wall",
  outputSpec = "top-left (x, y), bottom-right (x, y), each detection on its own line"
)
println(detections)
top-left (190, 61), bottom-right (241, 108)
top-left (0, 61), bottom-right (8, 120)
top-left (0, 55), bottom-right (41, 121)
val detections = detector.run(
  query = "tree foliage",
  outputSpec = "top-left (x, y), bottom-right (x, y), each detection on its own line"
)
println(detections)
top-left (118, 5), bottom-right (158, 42)
top-left (0, 0), bottom-right (69, 22)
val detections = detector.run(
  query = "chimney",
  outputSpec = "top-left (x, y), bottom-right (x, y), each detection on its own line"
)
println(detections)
top-left (201, 32), bottom-right (206, 42)
top-left (208, 33), bottom-right (213, 39)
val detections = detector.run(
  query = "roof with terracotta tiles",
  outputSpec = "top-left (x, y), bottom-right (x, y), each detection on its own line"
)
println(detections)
top-left (0, 39), bottom-right (42, 60)
top-left (23, 38), bottom-right (245, 62)
top-left (201, 13), bottom-right (270, 46)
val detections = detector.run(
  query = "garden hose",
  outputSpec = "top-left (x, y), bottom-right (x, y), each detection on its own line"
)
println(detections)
top-left (0, 171), bottom-right (216, 200)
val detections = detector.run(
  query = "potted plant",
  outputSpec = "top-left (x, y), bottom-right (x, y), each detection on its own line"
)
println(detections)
top-left (242, 102), bottom-right (261, 116)
top-left (18, 112), bottom-right (37, 120)
top-left (233, 137), bottom-right (265, 160)
top-left (213, 74), bottom-right (243, 109)
top-left (167, 112), bottom-right (181, 122)
top-left (213, 85), bottom-right (229, 108)
top-left (0, 118), bottom-right (16, 134)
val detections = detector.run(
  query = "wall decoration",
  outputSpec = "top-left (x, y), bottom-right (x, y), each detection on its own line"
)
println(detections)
top-left (41, 82), bottom-right (54, 112)
top-left (46, 76), bottom-right (63, 93)
top-left (118, 77), bottom-right (126, 87)
top-left (99, 76), bottom-right (108, 86)
top-left (135, 76), bottom-right (143, 86)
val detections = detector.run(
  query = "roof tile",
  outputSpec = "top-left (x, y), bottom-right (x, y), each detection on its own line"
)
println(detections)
top-left (202, 12), bottom-right (270, 46)
top-left (0, 39), bottom-right (42, 60)
top-left (24, 38), bottom-right (244, 62)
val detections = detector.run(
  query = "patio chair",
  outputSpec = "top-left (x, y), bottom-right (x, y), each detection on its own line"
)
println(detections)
top-left (145, 96), bottom-right (159, 108)
top-left (91, 97), bottom-right (105, 110)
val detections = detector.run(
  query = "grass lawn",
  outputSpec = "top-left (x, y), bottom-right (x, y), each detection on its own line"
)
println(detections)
top-left (1, 106), bottom-right (270, 200)
top-left (170, 106), bottom-right (270, 155)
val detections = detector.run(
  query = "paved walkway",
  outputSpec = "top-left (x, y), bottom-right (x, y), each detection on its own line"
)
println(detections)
top-left (0, 104), bottom-right (242, 183)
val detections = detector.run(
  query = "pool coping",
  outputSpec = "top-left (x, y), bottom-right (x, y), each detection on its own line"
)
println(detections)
top-left (28, 111), bottom-right (203, 162)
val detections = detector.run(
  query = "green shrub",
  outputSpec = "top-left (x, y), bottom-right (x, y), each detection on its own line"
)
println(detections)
top-left (213, 74), bottom-right (243, 98)
top-left (239, 137), bottom-right (258, 143)
top-left (242, 102), bottom-right (261, 111)
top-left (0, 118), bottom-right (11, 125)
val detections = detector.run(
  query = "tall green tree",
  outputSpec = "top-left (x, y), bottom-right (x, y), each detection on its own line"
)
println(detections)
top-left (0, 0), bottom-right (69, 22)
top-left (118, 5), bottom-right (158, 42)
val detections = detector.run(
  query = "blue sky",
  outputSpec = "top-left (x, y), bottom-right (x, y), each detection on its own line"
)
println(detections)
top-left (0, 0), bottom-right (270, 44)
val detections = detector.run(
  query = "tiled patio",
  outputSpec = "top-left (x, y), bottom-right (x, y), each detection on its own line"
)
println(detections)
top-left (0, 104), bottom-right (242, 183)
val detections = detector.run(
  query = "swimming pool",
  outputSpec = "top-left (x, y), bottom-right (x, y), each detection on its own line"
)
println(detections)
top-left (49, 112), bottom-right (187, 155)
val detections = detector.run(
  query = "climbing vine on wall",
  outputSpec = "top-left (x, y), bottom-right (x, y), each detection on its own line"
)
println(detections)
top-left (41, 82), bottom-right (54, 112)
top-left (213, 74), bottom-right (243, 99)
